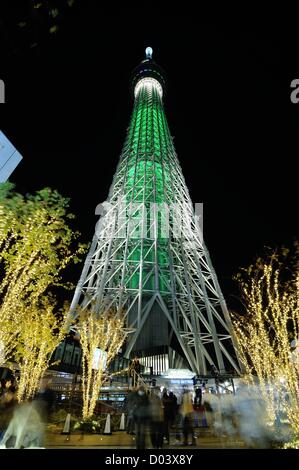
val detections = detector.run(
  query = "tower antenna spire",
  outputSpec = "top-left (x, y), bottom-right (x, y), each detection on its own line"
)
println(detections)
top-left (145, 46), bottom-right (153, 59)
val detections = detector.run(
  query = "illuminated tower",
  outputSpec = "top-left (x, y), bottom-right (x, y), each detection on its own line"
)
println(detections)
top-left (70, 47), bottom-right (241, 376)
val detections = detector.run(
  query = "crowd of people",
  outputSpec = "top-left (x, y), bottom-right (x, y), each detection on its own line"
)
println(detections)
top-left (123, 385), bottom-right (209, 449)
top-left (0, 369), bottom-right (211, 449)
top-left (0, 371), bottom-right (276, 449)
top-left (123, 382), bottom-right (275, 449)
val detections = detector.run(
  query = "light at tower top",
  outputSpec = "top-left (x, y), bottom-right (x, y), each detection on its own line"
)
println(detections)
top-left (132, 46), bottom-right (166, 99)
top-left (145, 46), bottom-right (153, 59)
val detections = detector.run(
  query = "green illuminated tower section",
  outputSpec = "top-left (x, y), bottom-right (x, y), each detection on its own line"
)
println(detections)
top-left (124, 71), bottom-right (171, 293)
top-left (70, 48), bottom-right (241, 376)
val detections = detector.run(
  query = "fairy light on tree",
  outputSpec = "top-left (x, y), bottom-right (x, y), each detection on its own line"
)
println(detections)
top-left (15, 297), bottom-right (69, 402)
top-left (75, 305), bottom-right (129, 421)
top-left (0, 184), bottom-right (22, 363)
top-left (0, 182), bottom-right (86, 389)
top-left (232, 245), bottom-right (299, 441)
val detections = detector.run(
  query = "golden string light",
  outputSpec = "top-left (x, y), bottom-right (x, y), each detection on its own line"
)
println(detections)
top-left (76, 306), bottom-right (128, 421)
top-left (0, 184), bottom-right (86, 397)
top-left (232, 247), bottom-right (299, 441)
top-left (15, 299), bottom-right (69, 402)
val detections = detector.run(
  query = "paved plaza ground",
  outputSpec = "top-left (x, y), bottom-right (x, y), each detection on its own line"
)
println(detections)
top-left (45, 428), bottom-right (246, 449)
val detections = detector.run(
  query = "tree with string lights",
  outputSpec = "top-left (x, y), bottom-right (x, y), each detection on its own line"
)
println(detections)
top-left (14, 297), bottom-right (70, 402)
top-left (232, 244), bottom-right (299, 443)
top-left (0, 182), bottom-right (85, 398)
top-left (75, 305), bottom-right (128, 421)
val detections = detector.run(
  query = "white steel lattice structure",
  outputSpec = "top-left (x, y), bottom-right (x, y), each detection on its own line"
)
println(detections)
top-left (70, 48), bottom-right (241, 376)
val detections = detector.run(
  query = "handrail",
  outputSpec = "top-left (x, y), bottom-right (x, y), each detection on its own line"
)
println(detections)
top-left (131, 369), bottom-right (151, 393)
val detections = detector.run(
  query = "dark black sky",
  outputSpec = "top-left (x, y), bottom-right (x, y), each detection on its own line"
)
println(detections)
top-left (0, 8), bottom-right (298, 309)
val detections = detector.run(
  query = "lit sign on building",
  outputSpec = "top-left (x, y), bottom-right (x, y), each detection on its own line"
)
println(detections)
top-left (0, 130), bottom-right (23, 182)
top-left (92, 348), bottom-right (107, 370)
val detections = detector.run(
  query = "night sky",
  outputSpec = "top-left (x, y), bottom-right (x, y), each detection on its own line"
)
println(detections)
top-left (0, 9), bottom-right (298, 310)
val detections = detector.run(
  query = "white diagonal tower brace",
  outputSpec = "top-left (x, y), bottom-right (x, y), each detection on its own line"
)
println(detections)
top-left (69, 48), bottom-right (241, 376)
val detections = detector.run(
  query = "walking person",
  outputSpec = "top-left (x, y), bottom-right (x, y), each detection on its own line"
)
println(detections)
top-left (202, 397), bottom-right (214, 428)
top-left (133, 386), bottom-right (149, 449)
top-left (194, 387), bottom-right (202, 409)
top-left (168, 391), bottom-right (178, 427)
top-left (149, 388), bottom-right (164, 449)
top-left (193, 386), bottom-right (202, 427)
top-left (125, 390), bottom-right (136, 435)
top-left (162, 389), bottom-right (172, 444)
top-left (129, 357), bottom-right (141, 388)
top-left (35, 377), bottom-right (55, 423)
top-left (173, 391), bottom-right (182, 443)
top-left (180, 389), bottom-right (196, 446)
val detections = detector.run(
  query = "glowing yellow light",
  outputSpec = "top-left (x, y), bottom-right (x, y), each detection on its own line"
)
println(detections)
top-left (232, 246), bottom-right (299, 443)
top-left (0, 184), bottom-right (86, 400)
top-left (76, 305), bottom-right (128, 421)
